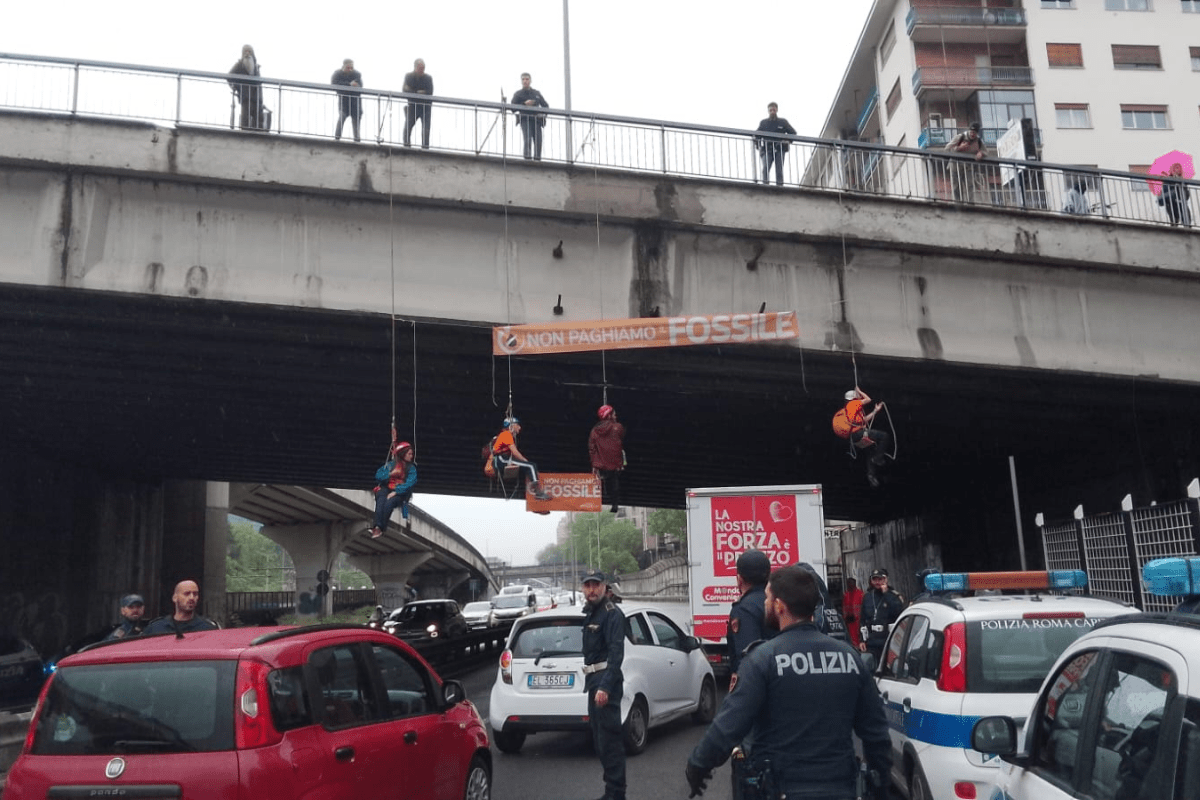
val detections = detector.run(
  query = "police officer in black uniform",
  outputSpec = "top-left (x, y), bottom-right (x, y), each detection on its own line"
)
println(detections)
top-left (858, 567), bottom-right (904, 666)
top-left (795, 562), bottom-right (850, 644)
top-left (685, 567), bottom-right (891, 800)
top-left (581, 570), bottom-right (626, 800)
top-left (729, 550), bottom-right (772, 689)
top-left (104, 594), bottom-right (148, 641)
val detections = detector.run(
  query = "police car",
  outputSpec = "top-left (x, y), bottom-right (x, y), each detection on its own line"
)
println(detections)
top-left (971, 557), bottom-right (1200, 800)
top-left (876, 570), bottom-right (1134, 800)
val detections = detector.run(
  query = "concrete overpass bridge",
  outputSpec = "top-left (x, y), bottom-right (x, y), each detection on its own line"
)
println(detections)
top-left (3, 55), bottom-right (1200, 650)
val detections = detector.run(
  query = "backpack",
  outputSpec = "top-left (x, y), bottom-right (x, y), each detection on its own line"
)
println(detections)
top-left (831, 407), bottom-right (853, 439)
top-left (482, 437), bottom-right (498, 477)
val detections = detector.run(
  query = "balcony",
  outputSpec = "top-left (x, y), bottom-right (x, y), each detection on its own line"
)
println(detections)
top-left (855, 87), bottom-right (878, 135)
top-left (918, 126), bottom-right (1043, 151)
top-left (907, 7), bottom-right (1027, 44)
top-left (912, 66), bottom-right (1034, 98)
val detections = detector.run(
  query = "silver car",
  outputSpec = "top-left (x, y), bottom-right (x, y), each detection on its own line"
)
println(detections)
top-left (461, 601), bottom-right (498, 630)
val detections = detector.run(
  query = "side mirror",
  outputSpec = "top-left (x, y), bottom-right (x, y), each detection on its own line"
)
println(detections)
top-left (682, 636), bottom-right (702, 653)
top-left (972, 716), bottom-right (1018, 755)
top-left (442, 679), bottom-right (466, 707)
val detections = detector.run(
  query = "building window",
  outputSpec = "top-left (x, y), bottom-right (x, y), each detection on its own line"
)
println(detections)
top-left (1111, 44), bottom-right (1162, 69)
top-left (1186, 1), bottom-right (1200, 13)
top-left (1191, 46), bottom-right (1200, 70)
top-left (880, 21), bottom-right (897, 67)
top-left (885, 78), bottom-right (902, 122)
top-left (1042, 0), bottom-right (1074, 7)
top-left (1106, 0), bottom-right (1150, 9)
top-left (1055, 103), bottom-right (1092, 128)
top-left (1121, 104), bottom-right (1170, 129)
top-left (1047, 43), bottom-right (1084, 68)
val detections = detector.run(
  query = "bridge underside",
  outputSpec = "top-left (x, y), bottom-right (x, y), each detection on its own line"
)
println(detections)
top-left (5, 283), bottom-right (1198, 523)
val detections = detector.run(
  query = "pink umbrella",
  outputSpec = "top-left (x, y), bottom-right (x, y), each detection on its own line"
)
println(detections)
top-left (1147, 150), bottom-right (1195, 196)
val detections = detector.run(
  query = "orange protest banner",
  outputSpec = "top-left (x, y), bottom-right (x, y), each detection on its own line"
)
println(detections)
top-left (525, 473), bottom-right (603, 513)
top-left (493, 312), bottom-right (798, 356)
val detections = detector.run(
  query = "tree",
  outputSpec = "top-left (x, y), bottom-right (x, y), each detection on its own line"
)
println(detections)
top-left (648, 508), bottom-right (687, 550)
top-left (563, 512), bottom-right (642, 576)
top-left (226, 519), bottom-right (291, 592)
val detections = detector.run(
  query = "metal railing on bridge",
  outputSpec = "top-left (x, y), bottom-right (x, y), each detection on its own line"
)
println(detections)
top-left (1, 52), bottom-right (1196, 231)
top-left (1039, 479), bottom-right (1200, 613)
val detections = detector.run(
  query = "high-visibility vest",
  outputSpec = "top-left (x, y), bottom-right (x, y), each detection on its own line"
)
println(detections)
top-left (831, 400), bottom-right (864, 440)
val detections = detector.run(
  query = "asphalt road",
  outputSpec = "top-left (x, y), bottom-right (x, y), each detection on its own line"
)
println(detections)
top-left (459, 600), bottom-right (736, 800)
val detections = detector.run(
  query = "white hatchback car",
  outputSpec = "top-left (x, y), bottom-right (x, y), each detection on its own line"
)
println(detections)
top-left (877, 570), bottom-right (1133, 800)
top-left (971, 557), bottom-right (1200, 800)
top-left (488, 603), bottom-right (716, 755)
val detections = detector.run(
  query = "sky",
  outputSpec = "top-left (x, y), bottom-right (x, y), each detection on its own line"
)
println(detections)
top-left (7, 0), bottom-right (875, 567)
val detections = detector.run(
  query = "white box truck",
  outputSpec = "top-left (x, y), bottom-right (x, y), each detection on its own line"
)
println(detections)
top-left (686, 484), bottom-right (826, 671)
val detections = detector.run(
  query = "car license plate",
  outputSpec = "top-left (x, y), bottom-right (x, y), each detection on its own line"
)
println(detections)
top-left (528, 672), bottom-right (574, 689)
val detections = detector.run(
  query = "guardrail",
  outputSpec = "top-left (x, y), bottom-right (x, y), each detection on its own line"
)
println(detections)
top-left (0, 52), bottom-right (1196, 231)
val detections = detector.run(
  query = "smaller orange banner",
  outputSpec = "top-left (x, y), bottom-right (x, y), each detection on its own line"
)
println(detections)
top-left (494, 312), bottom-right (799, 356)
top-left (526, 473), bottom-right (602, 513)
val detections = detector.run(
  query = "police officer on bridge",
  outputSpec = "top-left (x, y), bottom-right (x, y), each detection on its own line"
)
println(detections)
top-left (685, 565), bottom-right (892, 800)
top-left (582, 570), bottom-right (626, 800)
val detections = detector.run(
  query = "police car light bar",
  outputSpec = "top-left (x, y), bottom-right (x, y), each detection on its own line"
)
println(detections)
top-left (924, 570), bottom-right (1088, 593)
top-left (1142, 557), bottom-right (1200, 597)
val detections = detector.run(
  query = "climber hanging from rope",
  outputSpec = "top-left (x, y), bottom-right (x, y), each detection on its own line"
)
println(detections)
top-left (492, 417), bottom-right (551, 501)
top-left (832, 387), bottom-right (893, 488)
top-left (369, 436), bottom-right (418, 538)
top-left (589, 404), bottom-right (626, 514)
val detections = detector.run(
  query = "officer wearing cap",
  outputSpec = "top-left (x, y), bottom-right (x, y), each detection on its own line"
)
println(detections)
top-left (581, 570), bottom-right (626, 800)
top-left (859, 567), bottom-right (904, 665)
top-left (105, 594), bottom-right (147, 641)
top-left (729, 550), bottom-right (773, 690)
top-left (686, 566), bottom-right (891, 800)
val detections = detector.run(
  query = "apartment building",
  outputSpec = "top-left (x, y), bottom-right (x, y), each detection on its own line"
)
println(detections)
top-left (819, 0), bottom-right (1200, 184)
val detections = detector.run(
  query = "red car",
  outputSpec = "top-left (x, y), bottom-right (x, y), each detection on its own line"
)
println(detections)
top-left (2, 624), bottom-right (491, 800)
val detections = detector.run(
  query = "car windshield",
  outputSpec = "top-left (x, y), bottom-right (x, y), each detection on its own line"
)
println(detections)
top-left (512, 619), bottom-right (584, 659)
top-left (493, 595), bottom-right (529, 609)
top-left (462, 602), bottom-right (491, 614)
top-left (397, 604), bottom-right (442, 623)
top-left (31, 661), bottom-right (236, 754)
top-left (967, 616), bottom-right (1105, 693)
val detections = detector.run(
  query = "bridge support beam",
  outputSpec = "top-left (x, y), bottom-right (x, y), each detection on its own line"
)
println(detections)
top-left (261, 521), bottom-right (360, 616)
top-left (348, 552), bottom-right (435, 609)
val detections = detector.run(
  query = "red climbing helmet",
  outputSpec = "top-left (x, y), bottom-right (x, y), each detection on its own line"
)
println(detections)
top-left (598, 404), bottom-right (615, 419)
top-left (393, 440), bottom-right (413, 456)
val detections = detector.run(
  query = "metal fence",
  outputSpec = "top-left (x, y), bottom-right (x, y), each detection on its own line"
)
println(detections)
top-left (1, 52), bottom-right (1197, 230)
top-left (1039, 479), bottom-right (1200, 612)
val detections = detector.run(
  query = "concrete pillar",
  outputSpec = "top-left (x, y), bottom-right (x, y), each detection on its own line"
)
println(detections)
top-left (161, 480), bottom-right (209, 616)
top-left (260, 521), bottom-right (360, 617)
top-left (204, 482), bottom-right (229, 625)
top-left (347, 552), bottom-right (435, 609)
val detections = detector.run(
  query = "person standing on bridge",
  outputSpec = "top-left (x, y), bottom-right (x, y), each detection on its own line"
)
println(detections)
top-left (143, 580), bottom-right (220, 635)
top-left (944, 121), bottom-right (988, 203)
top-left (512, 72), bottom-right (549, 161)
top-left (403, 58), bottom-right (433, 148)
top-left (589, 404), bottom-right (626, 514)
top-left (227, 44), bottom-right (264, 131)
top-left (754, 102), bottom-right (796, 187)
top-left (492, 417), bottom-right (551, 500)
top-left (370, 441), bottom-right (417, 539)
top-left (331, 58), bottom-right (363, 142)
